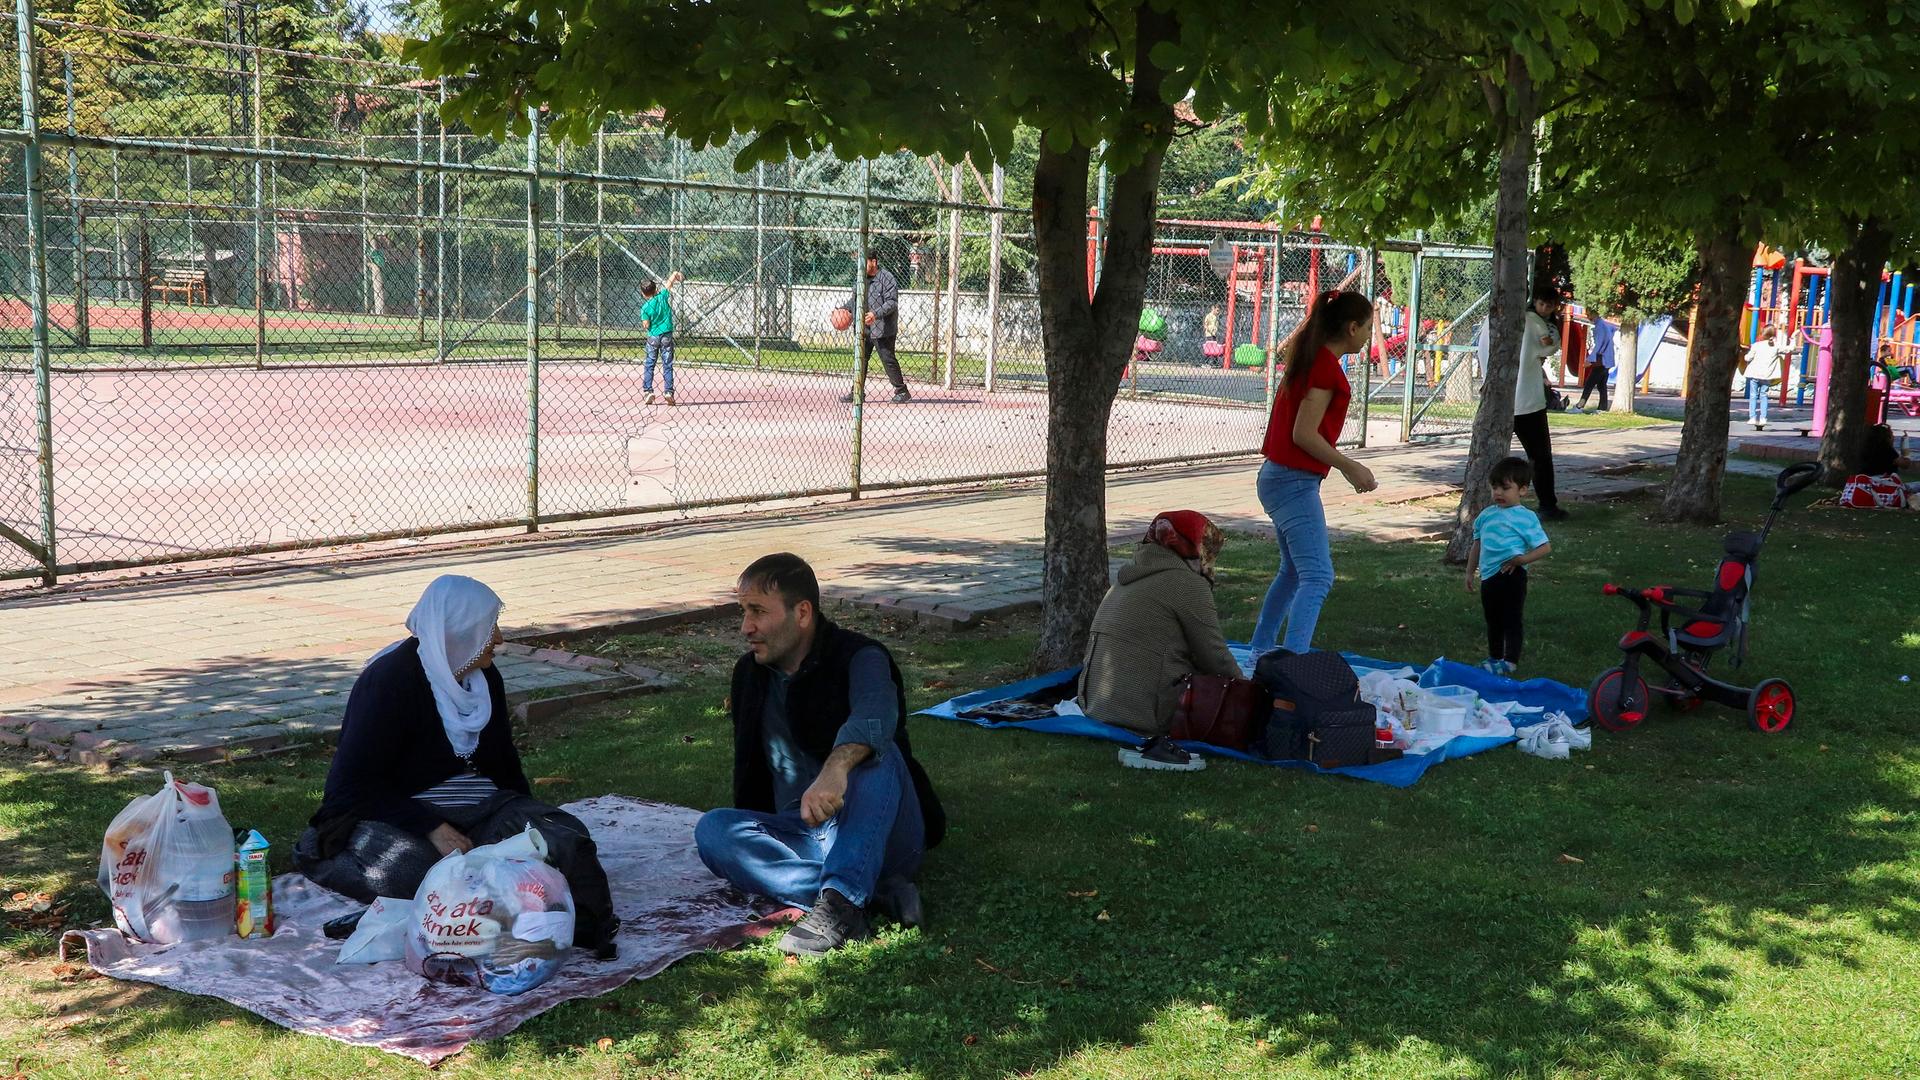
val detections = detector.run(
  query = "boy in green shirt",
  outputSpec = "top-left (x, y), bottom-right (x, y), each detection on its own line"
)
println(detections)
top-left (640, 271), bottom-right (683, 404)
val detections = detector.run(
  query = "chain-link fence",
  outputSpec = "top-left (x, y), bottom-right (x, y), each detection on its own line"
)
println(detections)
top-left (1, 14), bottom-right (1479, 583)
top-left (1368, 243), bottom-right (1498, 441)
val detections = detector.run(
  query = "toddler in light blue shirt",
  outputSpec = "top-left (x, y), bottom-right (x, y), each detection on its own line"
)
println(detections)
top-left (1466, 456), bottom-right (1553, 676)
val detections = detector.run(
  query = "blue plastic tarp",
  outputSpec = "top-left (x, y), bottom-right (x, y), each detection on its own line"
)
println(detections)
top-left (916, 650), bottom-right (1587, 789)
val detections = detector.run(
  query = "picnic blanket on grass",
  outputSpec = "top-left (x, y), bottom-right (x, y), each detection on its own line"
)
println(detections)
top-left (919, 650), bottom-right (1587, 789)
top-left (61, 796), bottom-right (780, 1065)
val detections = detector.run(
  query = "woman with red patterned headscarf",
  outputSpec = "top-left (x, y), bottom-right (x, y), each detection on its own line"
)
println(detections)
top-left (1075, 511), bottom-right (1241, 737)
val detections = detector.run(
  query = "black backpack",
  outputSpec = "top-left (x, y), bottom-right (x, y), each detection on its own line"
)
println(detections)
top-left (1253, 649), bottom-right (1380, 767)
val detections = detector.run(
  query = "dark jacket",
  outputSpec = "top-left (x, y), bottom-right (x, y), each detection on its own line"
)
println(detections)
top-left (729, 618), bottom-right (945, 848)
top-left (308, 639), bottom-right (531, 857)
top-left (842, 268), bottom-right (900, 340)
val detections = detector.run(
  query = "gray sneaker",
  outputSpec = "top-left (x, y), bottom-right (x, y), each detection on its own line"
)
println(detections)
top-left (778, 889), bottom-right (871, 957)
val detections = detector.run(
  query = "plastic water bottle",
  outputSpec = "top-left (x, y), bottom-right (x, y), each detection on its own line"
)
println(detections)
top-left (154, 789), bottom-right (236, 943)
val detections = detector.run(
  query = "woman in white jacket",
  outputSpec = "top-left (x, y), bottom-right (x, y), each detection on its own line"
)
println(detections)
top-left (1511, 287), bottom-right (1568, 520)
top-left (1742, 326), bottom-right (1796, 430)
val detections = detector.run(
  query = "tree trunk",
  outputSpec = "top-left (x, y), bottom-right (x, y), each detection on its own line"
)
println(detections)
top-left (1661, 227), bottom-right (1747, 523)
top-left (1444, 51), bottom-right (1535, 563)
top-left (1612, 318), bottom-right (1638, 414)
top-left (1031, 12), bottom-right (1176, 671)
top-left (1820, 216), bottom-right (1891, 482)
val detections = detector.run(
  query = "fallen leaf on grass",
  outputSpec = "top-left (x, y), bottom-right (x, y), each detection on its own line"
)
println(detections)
top-left (9, 893), bottom-right (24, 902)
top-left (963, 1034), bottom-right (979, 1047)
top-left (923, 679), bottom-right (955, 690)
top-left (783, 954), bottom-right (799, 967)
top-left (1095, 910), bottom-right (1110, 923)
top-left (532, 776), bottom-right (572, 786)
top-left (1200, 1003), bottom-right (1215, 1014)
top-left (1066, 889), bottom-right (1098, 899)
top-left (1557, 853), bottom-right (1585, 864)
top-left (1303, 824), bottom-right (1319, 834)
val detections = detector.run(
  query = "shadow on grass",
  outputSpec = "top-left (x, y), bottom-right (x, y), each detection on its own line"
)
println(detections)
top-left (3, 474), bottom-right (1918, 1077)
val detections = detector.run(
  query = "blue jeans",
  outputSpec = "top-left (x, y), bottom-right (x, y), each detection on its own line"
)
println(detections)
top-left (644, 333), bottom-right (675, 394)
top-left (694, 745), bottom-right (924, 910)
top-left (1250, 460), bottom-right (1336, 655)
top-left (1745, 378), bottom-right (1771, 424)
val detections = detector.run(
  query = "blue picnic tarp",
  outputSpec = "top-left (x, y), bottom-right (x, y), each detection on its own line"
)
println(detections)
top-left (916, 649), bottom-right (1588, 788)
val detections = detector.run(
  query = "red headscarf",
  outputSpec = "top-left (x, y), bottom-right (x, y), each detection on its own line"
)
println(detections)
top-left (1144, 510), bottom-right (1223, 562)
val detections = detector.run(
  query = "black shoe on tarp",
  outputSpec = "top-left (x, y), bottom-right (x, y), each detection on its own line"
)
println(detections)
top-left (870, 877), bottom-right (924, 929)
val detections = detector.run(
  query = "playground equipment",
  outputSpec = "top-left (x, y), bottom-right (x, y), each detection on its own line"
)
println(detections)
top-left (1716, 242), bottom-right (1920, 434)
top-left (1588, 462), bottom-right (1822, 735)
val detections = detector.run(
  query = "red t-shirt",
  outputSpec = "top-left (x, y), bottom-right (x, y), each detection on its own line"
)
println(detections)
top-left (1262, 347), bottom-right (1352, 476)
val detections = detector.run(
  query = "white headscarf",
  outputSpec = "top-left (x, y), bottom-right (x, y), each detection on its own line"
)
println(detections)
top-left (372, 574), bottom-right (504, 759)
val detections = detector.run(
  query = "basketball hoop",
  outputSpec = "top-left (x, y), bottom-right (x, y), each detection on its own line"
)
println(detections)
top-left (1207, 236), bottom-right (1233, 280)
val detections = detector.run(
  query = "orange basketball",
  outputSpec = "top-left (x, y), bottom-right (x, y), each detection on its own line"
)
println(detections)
top-left (830, 307), bottom-right (854, 332)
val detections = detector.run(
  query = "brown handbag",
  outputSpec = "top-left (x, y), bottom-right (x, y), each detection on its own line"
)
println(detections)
top-left (1170, 674), bottom-right (1271, 750)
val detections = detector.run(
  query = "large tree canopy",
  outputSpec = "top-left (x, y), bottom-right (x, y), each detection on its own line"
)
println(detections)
top-left (410, 0), bottom-right (1335, 667)
top-left (1246, 0), bottom-right (1623, 561)
top-left (1539, 0), bottom-right (1920, 515)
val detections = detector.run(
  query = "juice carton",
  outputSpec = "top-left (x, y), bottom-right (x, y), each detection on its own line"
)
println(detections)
top-left (233, 829), bottom-right (274, 939)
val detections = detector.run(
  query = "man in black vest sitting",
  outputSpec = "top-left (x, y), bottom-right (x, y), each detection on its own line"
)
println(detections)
top-left (694, 553), bottom-right (946, 957)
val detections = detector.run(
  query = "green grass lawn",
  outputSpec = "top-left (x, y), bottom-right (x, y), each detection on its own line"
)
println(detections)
top-left (3, 473), bottom-right (1917, 1078)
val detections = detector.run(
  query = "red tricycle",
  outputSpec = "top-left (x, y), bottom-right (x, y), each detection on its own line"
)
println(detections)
top-left (1587, 461), bottom-right (1822, 734)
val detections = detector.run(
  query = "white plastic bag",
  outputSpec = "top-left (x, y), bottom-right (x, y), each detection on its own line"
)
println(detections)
top-left (403, 826), bottom-right (575, 995)
top-left (335, 896), bottom-right (412, 965)
top-left (98, 771), bottom-right (235, 944)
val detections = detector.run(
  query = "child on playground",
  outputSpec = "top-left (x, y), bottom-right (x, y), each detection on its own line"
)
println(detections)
top-left (640, 271), bottom-right (684, 405)
top-left (1879, 342), bottom-right (1918, 388)
top-left (1466, 456), bottom-right (1553, 676)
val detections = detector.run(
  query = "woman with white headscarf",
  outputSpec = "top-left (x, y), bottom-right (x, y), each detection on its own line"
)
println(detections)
top-left (294, 575), bottom-right (619, 957)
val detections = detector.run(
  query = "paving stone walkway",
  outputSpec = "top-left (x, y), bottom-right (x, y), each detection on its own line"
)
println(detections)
top-left (0, 424), bottom-right (1682, 767)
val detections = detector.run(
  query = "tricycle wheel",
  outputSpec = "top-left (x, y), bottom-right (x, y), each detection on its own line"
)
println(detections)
top-left (1588, 667), bottom-right (1650, 732)
top-left (1747, 678), bottom-right (1795, 733)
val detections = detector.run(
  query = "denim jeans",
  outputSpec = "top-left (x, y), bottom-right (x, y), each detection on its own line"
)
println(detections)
top-left (694, 745), bottom-right (924, 910)
top-left (644, 333), bottom-right (675, 394)
top-left (1745, 378), bottom-right (1771, 424)
top-left (1250, 460), bottom-right (1336, 655)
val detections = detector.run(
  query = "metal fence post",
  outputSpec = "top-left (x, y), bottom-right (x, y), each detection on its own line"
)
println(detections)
top-left (595, 126), bottom-right (606, 363)
top-left (435, 81), bottom-right (447, 362)
top-left (1400, 236), bottom-right (1424, 441)
top-left (944, 162), bottom-right (960, 389)
top-left (1265, 239), bottom-right (1282, 410)
top-left (1360, 246), bottom-right (1376, 446)
top-left (414, 97), bottom-right (426, 343)
top-left (110, 147), bottom-right (122, 299)
top-left (525, 108), bottom-right (542, 529)
top-left (553, 138), bottom-right (565, 343)
top-left (252, 43), bottom-right (265, 365)
top-left (752, 159), bottom-right (764, 367)
top-left (848, 158), bottom-right (871, 499)
top-left (358, 127), bottom-right (370, 314)
top-left (62, 51), bottom-right (88, 347)
top-left (985, 163), bottom-right (1004, 393)
top-left (14, 0), bottom-right (56, 581)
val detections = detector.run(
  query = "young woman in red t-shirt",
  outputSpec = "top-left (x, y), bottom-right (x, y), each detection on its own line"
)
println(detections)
top-left (1249, 290), bottom-right (1379, 655)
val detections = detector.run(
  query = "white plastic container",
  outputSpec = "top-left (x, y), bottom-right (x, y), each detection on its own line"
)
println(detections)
top-left (1417, 686), bottom-right (1479, 734)
top-left (151, 785), bottom-right (236, 943)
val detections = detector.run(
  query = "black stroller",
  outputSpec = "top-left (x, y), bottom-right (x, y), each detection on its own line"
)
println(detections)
top-left (1588, 462), bottom-right (1822, 734)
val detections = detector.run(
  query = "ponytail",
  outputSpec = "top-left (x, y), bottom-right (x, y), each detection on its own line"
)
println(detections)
top-left (1282, 289), bottom-right (1373, 395)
